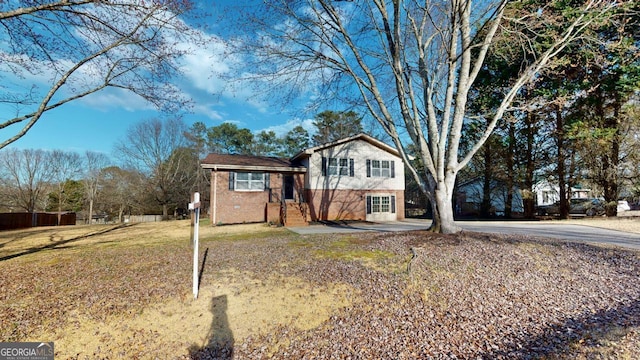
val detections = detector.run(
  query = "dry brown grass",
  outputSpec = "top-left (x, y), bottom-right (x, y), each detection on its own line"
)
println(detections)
top-left (564, 217), bottom-right (640, 234)
top-left (1, 220), bottom-right (639, 359)
top-left (0, 221), bottom-right (352, 359)
top-left (0, 221), bottom-right (280, 259)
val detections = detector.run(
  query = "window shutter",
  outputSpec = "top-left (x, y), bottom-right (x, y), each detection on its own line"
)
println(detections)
top-left (349, 159), bottom-right (354, 177)
top-left (265, 173), bottom-right (270, 190)
top-left (366, 159), bottom-right (371, 177)
top-left (391, 195), bottom-right (396, 213)
top-left (391, 161), bottom-right (395, 178)
top-left (228, 172), bottom-right (235, 190)
top-left (366, 195), bottom-right (372, 214)
top-left (322, 157), bottom-right (327, 176)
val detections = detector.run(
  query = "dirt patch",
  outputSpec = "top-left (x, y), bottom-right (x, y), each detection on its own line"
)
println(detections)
top-left (37, 270), bottom-right (351, 359)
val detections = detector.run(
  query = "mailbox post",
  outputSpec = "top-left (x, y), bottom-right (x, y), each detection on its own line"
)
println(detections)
top-left (188, 192), bottom-right (201, 299)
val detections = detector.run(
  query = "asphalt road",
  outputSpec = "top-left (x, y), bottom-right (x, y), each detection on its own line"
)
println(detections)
top-left (458, 221), bottom-right (640, 250)
top-left (288, 219), bottom-right (640, 250)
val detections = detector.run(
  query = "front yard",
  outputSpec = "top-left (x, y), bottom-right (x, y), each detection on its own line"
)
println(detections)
top-left (1, 220), bottom-right (639, 359)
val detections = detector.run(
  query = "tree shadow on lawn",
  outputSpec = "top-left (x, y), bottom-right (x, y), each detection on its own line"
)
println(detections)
top-left (0, 223), bottom-right (137, 262)
top-left (482, 298), bottom-right (640, 359)
top-left (0, 228), bottom-right (58, 248)
top-left (188, 294), bottom-right (234, 360)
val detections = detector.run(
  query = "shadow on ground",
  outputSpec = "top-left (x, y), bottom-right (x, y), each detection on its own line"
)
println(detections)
top-left (188, 295), bottom-right (234, 359)
top-left (0, 223), bottom-right (135, 262)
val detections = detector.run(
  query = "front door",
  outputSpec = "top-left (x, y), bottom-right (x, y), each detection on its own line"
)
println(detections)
top-left (284, 175), bottom-right (295, 200)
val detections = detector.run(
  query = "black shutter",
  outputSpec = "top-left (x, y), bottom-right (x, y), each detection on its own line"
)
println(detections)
top-left (349, 159), bottom-right (354, 177)
top-left (322, 157), bottom-right (327, 176)
top-left (391, 195), bottom-right (396, 213)
top-left (229, 172), bottom-right (235, 190)
top-left (391, 160), bottom-right (395, 178)
top-left (366, 159), bottom-right (371, 177)
top-left (366, 195), bottom-right (372, 214)
top-left (265, 173), bottom-right (270, 190)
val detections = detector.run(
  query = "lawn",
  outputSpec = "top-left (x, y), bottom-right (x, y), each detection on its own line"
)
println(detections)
top-left (1, 220), bottom-right (639, 359)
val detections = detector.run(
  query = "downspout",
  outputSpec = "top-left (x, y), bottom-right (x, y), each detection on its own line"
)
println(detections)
top-left (212, 167), bottom-right (218, 225)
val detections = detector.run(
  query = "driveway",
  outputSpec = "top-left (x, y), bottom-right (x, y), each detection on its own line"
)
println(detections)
top-left (288, 219), bottom-right (640, 250)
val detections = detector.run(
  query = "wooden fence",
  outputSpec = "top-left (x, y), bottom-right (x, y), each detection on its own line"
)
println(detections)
top-left (0, 212), bottom-right (76, 231)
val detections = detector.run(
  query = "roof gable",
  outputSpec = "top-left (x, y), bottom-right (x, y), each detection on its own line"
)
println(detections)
top-left (291, 133), bottom-right (399, 161)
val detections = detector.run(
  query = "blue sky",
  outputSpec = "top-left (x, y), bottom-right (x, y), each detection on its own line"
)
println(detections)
top-left (5, 89), bottom-right (314, 155)
top-left (1, 1), bottom-right (316, 156)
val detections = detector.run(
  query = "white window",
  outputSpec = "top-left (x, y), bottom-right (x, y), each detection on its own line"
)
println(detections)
top-left (235, 172), bottom-right (265, 191)
top-left (323, 157), bottom-right (354, 176)
top-left (372, 196), bottom-right (381, 213)
top-left (381, 196), bottom-right (390, 212)
top-left (367, 159), bottom-right (394, 178)
top-left (367, 195), bottom-right (396, 214)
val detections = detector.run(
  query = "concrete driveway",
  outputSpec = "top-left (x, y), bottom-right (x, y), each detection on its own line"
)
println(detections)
top-left (287, 219), bottom-right (640, 250)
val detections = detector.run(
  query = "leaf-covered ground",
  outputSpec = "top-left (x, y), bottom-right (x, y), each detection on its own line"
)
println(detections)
top-left (1, 221), bottom-right (639, 359)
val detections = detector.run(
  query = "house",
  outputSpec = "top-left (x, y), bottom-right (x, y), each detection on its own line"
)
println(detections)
top-left (200, 134), bottom-right (405, 226)
top-left (534, 180), bottom-right (594, 206)
top-left (455, 178), bottom-right (524, 217)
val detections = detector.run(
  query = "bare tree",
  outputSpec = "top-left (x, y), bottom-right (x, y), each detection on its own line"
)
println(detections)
top-left (115, 117), bottom-right (190, 220)
top-left (100, 166), bottom-right (145, 223)
top-left (0, 0), bottom-right (198, 149)
top-left (0, 149), bottom-right (53, 212)
top-left (49, 150), bottom-right (82, 224)
top-left (229, 0), bottom-right (621, 232)
top-left (83, 151), bottom-right (111, 224)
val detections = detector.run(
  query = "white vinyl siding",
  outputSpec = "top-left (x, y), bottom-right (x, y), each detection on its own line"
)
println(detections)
top-left (309, 139), bottom-right (404, 191)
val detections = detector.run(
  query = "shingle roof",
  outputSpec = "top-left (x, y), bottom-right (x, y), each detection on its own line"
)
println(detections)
top-left (200, 153), bottom-right (306, 172)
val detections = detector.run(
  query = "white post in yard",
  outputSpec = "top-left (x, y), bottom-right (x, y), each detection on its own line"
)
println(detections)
top-left (189, 192), bottom-right (201, 299)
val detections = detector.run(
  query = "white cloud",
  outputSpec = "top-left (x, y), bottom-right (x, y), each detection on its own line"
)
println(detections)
top-left (258, 118), bottom-right (315, 137)
top-left (178, 35), bottom-right (234, 94)
top-left (191, 103), bottom-right (225, 121)
top-left (78, 88), bottom-right (156, 112)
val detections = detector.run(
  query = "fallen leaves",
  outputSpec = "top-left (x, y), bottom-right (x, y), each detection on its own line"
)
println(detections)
top-left (1, 224), bottom-right (639, 359)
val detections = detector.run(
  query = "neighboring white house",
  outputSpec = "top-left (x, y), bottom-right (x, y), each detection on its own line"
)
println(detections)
top-left (534, 180), bottom-right (594, 206)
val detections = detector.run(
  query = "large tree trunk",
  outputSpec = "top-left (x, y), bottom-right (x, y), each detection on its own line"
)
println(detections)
top-left (430, 175), bottom-right (461, 234)
top-left (434, 191), bottom-right (459, 234)
top-left (162, 204), bottom-right (169, 221)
